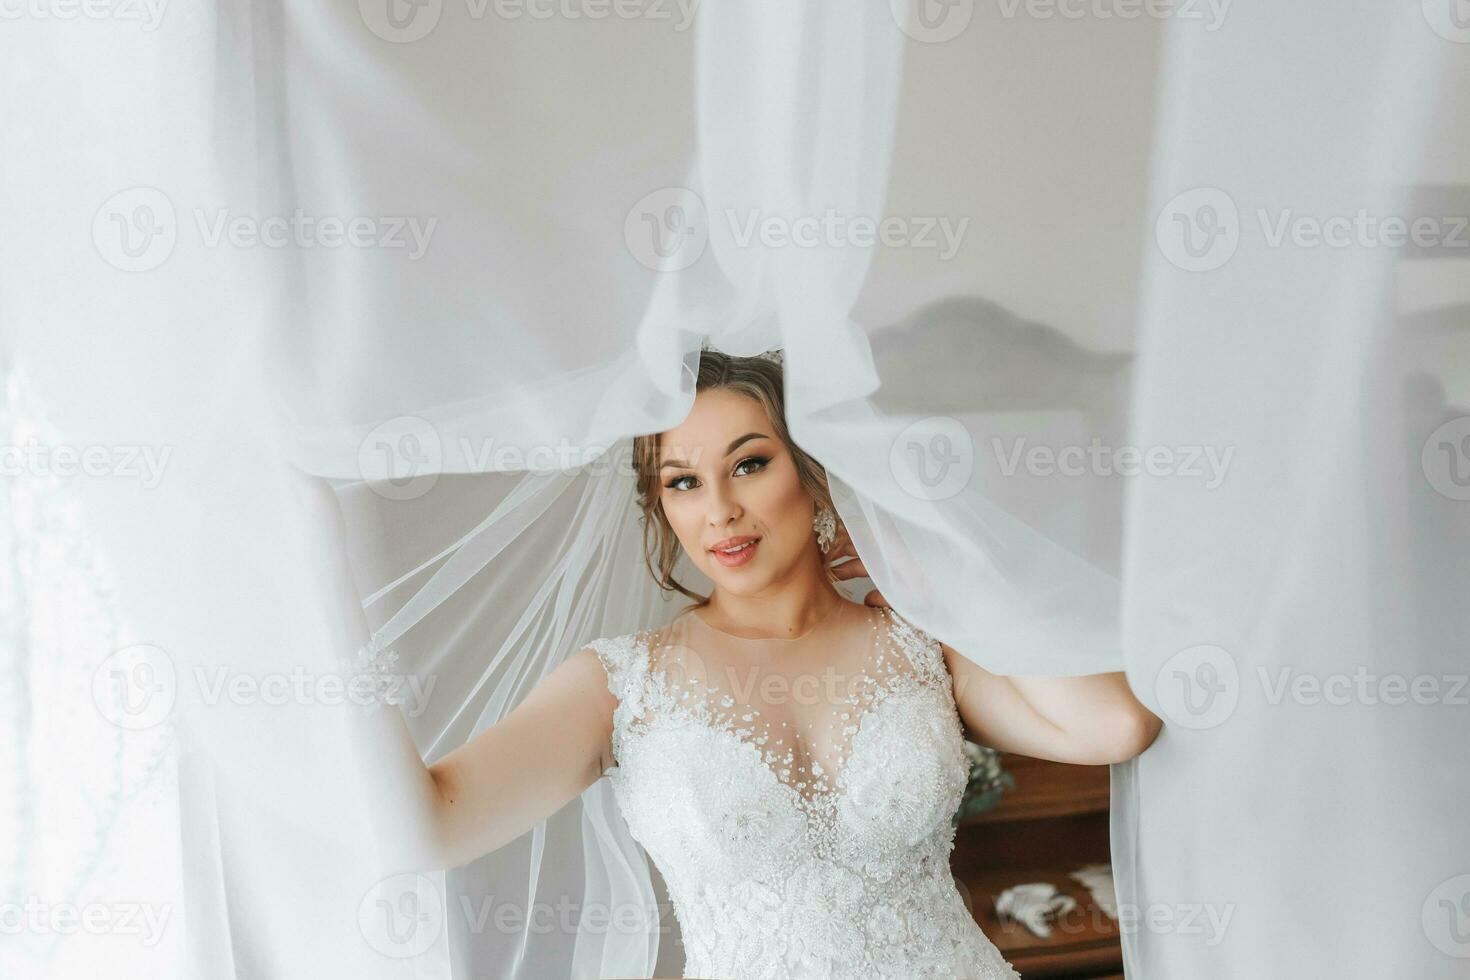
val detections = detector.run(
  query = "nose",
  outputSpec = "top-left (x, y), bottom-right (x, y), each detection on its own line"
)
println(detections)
top-left (705, 481), bottom-right (742, 529)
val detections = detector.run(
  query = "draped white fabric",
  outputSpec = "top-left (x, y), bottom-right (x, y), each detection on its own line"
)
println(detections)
top-left (3, 0), bottom-right (1467, 977)
top-left (1112, 8), bottom-right (1470, 977)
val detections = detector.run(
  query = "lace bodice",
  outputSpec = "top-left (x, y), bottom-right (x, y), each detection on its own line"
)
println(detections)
top-left (590, 602), bottom-right (1019, 980)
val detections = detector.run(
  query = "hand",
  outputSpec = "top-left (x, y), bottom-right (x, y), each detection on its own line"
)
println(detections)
top-left (824, 521), bottom-right (889, 608)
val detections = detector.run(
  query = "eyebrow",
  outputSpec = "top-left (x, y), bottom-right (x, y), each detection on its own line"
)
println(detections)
top-left (659, 432), bottom-right (770, 471)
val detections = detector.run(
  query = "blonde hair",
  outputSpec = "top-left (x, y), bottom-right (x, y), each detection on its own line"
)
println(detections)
top-left (632, 350), bottom-right (833, 604)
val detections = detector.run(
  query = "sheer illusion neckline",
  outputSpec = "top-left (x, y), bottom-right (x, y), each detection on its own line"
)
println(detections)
top-left (683, 595), bottom-right (850, 643)
top-left (627, 603), bottom-right (915, 806)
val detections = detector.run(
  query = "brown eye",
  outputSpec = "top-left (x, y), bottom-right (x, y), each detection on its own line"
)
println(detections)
top-left (733, 455), bottom-right (769, 477)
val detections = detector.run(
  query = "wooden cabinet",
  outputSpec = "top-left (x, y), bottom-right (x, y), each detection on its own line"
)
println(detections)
top-left (950, 754), bottom-right (1124, 979)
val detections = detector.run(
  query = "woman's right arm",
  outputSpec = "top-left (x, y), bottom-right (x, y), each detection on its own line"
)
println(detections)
top-left (296, 473), bottom-right (617, 875)
top-left (421, 646), bottom-right (617, 868)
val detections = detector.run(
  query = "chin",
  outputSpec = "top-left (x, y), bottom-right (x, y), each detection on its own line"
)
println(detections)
top-left (705, 567), bottom-right (770, 596)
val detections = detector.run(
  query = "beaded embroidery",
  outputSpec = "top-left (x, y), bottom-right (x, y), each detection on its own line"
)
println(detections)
top-left (589, 604), bottom-right (1019, 980)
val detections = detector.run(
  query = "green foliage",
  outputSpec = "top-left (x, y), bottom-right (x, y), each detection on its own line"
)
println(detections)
top-left (951, 741), bottom-right (1015, 826)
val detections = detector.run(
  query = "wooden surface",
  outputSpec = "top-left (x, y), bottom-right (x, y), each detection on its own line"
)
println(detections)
top-left (958, 865), bottom-right (1122, 978)
top-left (952, 754), bottom-right (1123, 978)
top-left (964, 752), bottom-right (1111, 825)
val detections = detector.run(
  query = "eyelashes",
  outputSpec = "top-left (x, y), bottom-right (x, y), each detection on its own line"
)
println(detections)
top-left (733, 455), bottom-right (770, 478)
top-left (664, 455), bottom-right (770, 492)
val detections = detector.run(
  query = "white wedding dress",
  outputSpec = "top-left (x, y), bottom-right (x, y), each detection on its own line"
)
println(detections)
top-left (591, 600), bottom-right (1021, 980)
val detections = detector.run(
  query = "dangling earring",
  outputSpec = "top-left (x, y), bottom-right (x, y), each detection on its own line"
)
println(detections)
top-left (812, 504), bottom-right (837, 554)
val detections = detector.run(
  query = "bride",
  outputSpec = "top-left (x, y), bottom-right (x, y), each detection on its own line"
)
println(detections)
top-left (314, 350), bottom-right (1162, 980)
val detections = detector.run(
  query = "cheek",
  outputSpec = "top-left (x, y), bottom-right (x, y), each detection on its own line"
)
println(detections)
top-left (659, 493), bottom-right (700, 548)
top-left (755, 468), bottom-right (812, 540)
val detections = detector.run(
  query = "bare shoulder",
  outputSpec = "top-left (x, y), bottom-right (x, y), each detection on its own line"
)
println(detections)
top-left (566, 637), bottom-right (627, 688)
top-left (936, 638), bottom-right (1010, 709)
top-left (565, 642), bottom-right (611, 676)
top-left (855, 599), bottom-right (887, 625)
top-left (937, 638), bottom-right (996, 676)
top-left (564, 628), bottom-right (657, 707)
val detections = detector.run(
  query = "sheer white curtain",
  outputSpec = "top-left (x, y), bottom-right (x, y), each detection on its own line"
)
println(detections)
top-left (1112, 7), bottom-right (1470, 976)
top-left (3, 0), bottom-right (1467, 976)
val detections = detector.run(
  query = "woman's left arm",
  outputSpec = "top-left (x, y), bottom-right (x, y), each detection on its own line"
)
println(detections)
top-left (940, 642), bottom-right (1163, 765)
top-left (824, 528), bottom-right (1163, 764)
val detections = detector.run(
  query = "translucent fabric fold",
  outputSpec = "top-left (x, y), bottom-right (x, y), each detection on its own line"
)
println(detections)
top-left (4, 0), bottom-right (1467, 977)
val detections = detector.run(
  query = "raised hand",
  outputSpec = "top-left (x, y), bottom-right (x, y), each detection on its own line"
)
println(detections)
top-left (823, 520), bottom-right (889, 608)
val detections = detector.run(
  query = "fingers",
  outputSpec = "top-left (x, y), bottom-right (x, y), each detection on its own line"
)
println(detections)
top-left (823, 520), bottom-right (891, 608)
top-left (825, 522), bottom-right (869, 581)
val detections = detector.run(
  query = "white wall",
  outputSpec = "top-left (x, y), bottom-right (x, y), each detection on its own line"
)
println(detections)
top-left (858, 6), bottom-right (1165, 353)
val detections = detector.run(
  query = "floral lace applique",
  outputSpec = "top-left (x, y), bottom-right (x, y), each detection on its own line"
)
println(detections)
top-left (589, 606), bottom-right (1019, 980)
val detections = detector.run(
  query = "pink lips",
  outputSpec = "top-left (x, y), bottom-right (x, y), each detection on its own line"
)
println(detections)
top-left (709, 535), bottom-right (760, 568)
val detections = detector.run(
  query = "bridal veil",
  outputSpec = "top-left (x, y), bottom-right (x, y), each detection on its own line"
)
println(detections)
top-left (2, 1), bottom-right (1467, 977)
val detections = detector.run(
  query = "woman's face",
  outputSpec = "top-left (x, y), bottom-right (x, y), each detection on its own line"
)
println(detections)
top-left (657, 387), bottom-right (818, 597)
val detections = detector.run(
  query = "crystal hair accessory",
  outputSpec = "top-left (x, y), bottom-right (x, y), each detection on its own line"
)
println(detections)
top-left (696, 336), bottom-right (785, 367)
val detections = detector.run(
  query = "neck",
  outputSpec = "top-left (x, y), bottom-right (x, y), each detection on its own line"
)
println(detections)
top-left (699, 546), bottom-right (845, 638)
